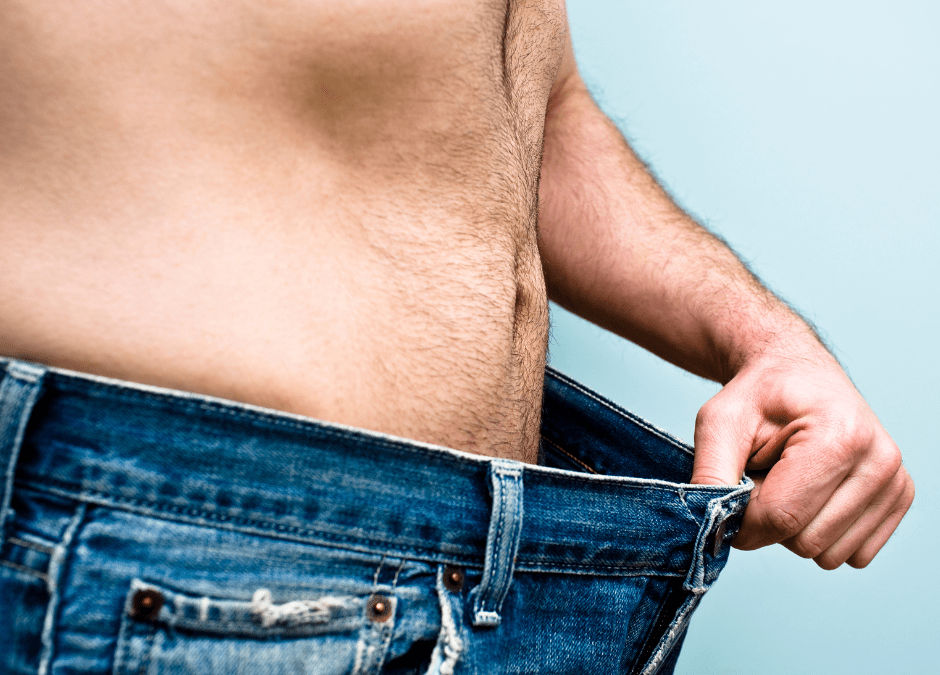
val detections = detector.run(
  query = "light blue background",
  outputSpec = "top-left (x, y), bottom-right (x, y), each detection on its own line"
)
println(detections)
top-left (552, 2), bottom-right (938, 673)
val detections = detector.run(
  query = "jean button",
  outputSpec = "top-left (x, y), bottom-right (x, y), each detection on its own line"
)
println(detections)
top-left (367, 594), bottom-right (393, 622)
top-left (131, 589), bottom-right (164, 621)
top-left (443, 565), bottom-right (465, 592)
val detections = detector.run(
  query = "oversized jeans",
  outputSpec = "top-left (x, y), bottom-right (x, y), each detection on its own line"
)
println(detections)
top-left (0, 358), bottom-right (752, 675)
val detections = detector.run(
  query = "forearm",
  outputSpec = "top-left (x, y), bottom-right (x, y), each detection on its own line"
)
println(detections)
top-left (539, 28), bottom-right (911, 567)
top-left (538, 69), bottom-right (825, 383)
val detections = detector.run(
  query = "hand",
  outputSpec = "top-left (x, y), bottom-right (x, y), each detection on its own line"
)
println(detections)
top-left (690, 341), bottom-right (914, 569)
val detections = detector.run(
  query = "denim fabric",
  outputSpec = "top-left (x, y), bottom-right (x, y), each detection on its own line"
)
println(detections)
top-left (0, 358), bottom-right (752, 675)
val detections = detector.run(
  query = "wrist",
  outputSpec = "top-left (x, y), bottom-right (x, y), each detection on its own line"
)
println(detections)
top-left (714, 304), bottom-right (833, 384)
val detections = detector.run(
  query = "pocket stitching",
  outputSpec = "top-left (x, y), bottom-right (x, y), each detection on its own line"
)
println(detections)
top-left (0, 558), bottom-right (49, 581)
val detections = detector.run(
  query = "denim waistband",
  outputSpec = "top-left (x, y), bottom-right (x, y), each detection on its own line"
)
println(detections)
top-left (0, 358), bottom-right (751, 592)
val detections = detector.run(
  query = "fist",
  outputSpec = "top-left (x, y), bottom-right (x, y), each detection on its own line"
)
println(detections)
top-left (691, 347), bottom-right (914, 569)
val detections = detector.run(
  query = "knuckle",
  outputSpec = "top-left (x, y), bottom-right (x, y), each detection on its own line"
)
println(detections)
top-left (695, 398), bottom-right (723, 430)
top-left (822, 409), bottom-right (873, 456)
top-left (760, 504), bottom-right (806, 541)
top-left (872, 444), bottom-right (903, 484)
top-left (694, 397), bottom-right (741, 453)
top-left (815, 428), bottom-right (857, 472)
top-left (790, 531), bottom-right (826, 560)
top-left (822, 416), bottom-right (900, 485)
top-left (696, 391), bottom-right (743, 427)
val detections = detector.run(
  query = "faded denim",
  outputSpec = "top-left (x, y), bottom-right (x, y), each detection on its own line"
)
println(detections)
top-left (0, 358), bottom-right (752, 675)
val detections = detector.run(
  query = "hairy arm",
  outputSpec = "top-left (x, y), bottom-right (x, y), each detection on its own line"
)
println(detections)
top-left (539, 36), bottom-right (914, 568)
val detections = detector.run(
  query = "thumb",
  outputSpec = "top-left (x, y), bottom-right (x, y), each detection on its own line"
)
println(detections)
top-left (691, 394), bottom-right (755, 486)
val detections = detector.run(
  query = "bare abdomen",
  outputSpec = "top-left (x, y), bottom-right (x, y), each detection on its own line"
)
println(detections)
top-left (0, 0), bottom-right (561, 462)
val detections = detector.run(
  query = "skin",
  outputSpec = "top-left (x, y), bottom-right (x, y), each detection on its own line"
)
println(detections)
top-left (0, 0), bottom-right (913, 569)
top-left (542, 36), bottom-right (914, 569)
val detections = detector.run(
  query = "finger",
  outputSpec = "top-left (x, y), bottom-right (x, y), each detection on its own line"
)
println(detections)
top-left (845, 469), bottom-right (914, 568)
top-left (691, 395), bottom-right (755, 486)
top-left (784, 473), bottom-right (902, 568)
top-left (816, 465), bottom-right (913, 569)
top-left (733, 430), bottom-right (853, 550)
top-left (780, 438), bottom-right (903, 563)
top-left (730, 471), bottom-right (765, 549)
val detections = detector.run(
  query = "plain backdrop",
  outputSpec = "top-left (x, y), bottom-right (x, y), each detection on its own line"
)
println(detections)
top-left (550, 2), bottom-right (938, 673)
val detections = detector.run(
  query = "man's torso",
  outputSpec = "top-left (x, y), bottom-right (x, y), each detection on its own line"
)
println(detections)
top-left (0, 0), bottom-right (567, 461)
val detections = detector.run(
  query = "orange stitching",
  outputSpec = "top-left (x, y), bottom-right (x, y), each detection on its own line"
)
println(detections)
top-left (540, 436), bottom-right (600, 475)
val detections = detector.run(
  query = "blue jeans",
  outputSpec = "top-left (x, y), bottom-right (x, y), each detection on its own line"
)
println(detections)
top-left (0, 358), bottom-right (751, 675)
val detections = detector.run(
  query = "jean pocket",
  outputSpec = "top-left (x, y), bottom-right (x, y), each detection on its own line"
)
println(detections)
top-left (112, 579), bottom-right (398, 675)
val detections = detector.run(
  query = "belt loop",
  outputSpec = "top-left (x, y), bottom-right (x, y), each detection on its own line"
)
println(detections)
top-left (470, 458), bottom-right (524, 627)
top-left (683, 478), bottom-right (753, 593)
top-left (0, 361), bottom-right (47, 549)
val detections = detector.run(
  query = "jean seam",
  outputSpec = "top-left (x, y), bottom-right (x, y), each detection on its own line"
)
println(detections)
top-left (137, 627), bottom-right (155, 675)
top-left (25, 470), bottom-right (715, 536)
top-left (675, 488), bottom-right (702, 526)
top-left (0, 558), bottom-right (50, 581)
top-left (20, 480), bottom-right (493, 565)
top-left (638, 593), bottom-right (700, 675)
top-left (8, 536), bottom-right (56, 554)
top-left (21, 480), bottom-right (715, 579)
top-left (38, 503), bottom-right (86, 675)
top-left (27, 468), bottom-right (735, 504)
top-left (514, 565), bottom-right (684, 577)
top-left (539, 435), bottom-right (600, 475)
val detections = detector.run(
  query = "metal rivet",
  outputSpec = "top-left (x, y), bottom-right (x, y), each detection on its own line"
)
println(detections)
top-left (443, 565), bottom-right (465, 593)
top-left (367, 593), bottom-right (392, 622)
top-left (131, 589), bottom-right (164, 621)
top-left (713, 521), bottom-right (728, 557)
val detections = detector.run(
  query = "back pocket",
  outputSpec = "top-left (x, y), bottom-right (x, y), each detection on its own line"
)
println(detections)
top-left (112, 579), bottom-right (397, 675)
